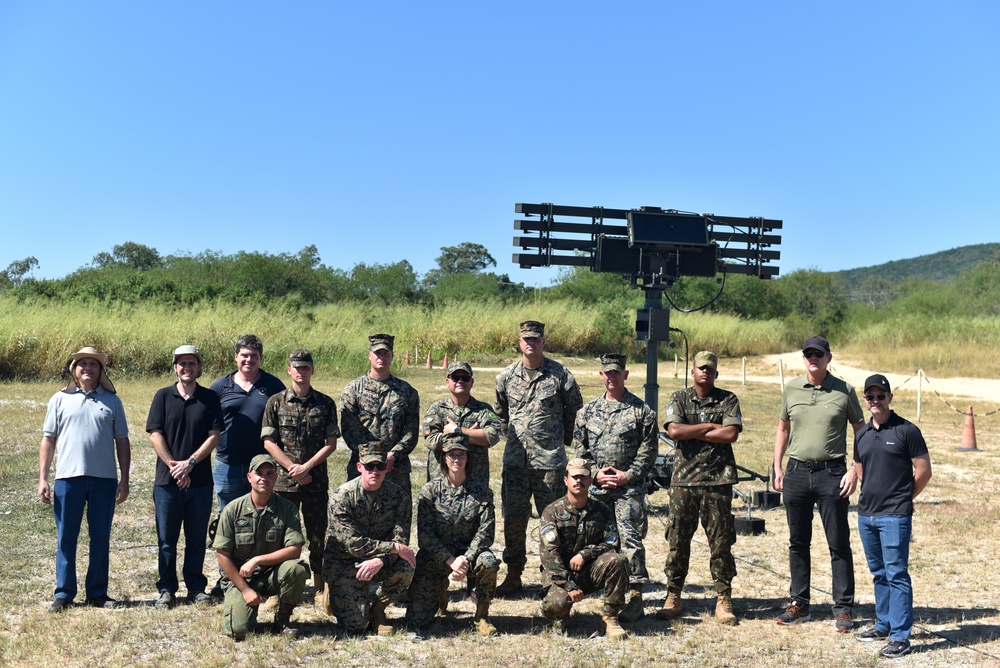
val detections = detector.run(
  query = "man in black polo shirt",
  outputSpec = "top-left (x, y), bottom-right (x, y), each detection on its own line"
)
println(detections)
top-left (147, 345), bottom-right (223, 608)
top-left (772, 335), bottom-right (865, 631)
top-left (853, 374), bottom-right (932, 659)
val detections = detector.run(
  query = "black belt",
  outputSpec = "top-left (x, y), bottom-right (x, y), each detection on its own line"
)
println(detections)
top-left (789, 457), bottom-right (845, 471)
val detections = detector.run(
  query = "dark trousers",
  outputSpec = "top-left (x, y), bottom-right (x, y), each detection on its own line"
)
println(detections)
top-left (153, 484), bottom-right (213, 595)
top-left (782, 458), bottom-right (855, 614)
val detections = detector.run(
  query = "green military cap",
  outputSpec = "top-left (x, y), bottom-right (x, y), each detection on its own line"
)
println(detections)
top-left (289, 348), bottom-right (313, 367)
top-left (519, 320), bottom-right (545, 338)
top-left (600, 353), bottom-right (627, 372)
top-left (369, 334), bottom-right (394, 352)
top-left (358, 442), bottom-right (387, 465)
top-left (693, 351), bottom-right (718, 370)
top-left (249, 454), bottom-right (278, 471)
top-left (566, 458), bottom-right (593, 477)
top-left (441, 440), bottom-right (469, 453)
top-left (447, 360), bottom-right (473, 377)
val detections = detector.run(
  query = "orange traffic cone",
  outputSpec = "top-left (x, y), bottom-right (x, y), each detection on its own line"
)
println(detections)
top-left (425, 352), bottom-right (433, 369)
top-left (443, 353), bottom-right (449, 370)
top-left (958, 406), bottom-right (979, 451)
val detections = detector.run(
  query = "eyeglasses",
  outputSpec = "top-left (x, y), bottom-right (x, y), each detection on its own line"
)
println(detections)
top-left (803, 349), bottom-right (826, 359)
top-left (865, 393), bottom-right (888, 402)
top-left (449, 374), bottom-right (472, 383)
top-left (362, 462), bottom-right (387, 472)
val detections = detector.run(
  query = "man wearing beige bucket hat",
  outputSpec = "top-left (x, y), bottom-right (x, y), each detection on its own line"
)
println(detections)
top-left (38, 347), bottom-right (131, 612)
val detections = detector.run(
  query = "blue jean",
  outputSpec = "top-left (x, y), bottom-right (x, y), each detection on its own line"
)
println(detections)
top-left (52, 476), bottom-right (117, 602)
top-left (858, 514), bottom-right (913, 642)
top-left (154, 485), bottom-right (213, 595)
top-left (782, 459), bottom-right (855, 614)
top-left (213, 460), bottom-right (249, 514)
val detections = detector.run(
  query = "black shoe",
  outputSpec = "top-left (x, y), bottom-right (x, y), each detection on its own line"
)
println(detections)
top-left (48, 597), bottom-right (71, 613)
top-left (85, 595), bottom-right (119, 609)
top-left (188, 591), bottom-right (213, 604)
top-left (835, 612), bottom-right (854, 633)
top-left (209, 583), bottom-right (224, 602)
top-left (880, 640), bottom-right (911, 658)
top-left (856, 627), bottom-right (889, 642)
top-left (776, 601), bottom-right (811, 625)
top-left (155, 591), bottom-right (174, 609)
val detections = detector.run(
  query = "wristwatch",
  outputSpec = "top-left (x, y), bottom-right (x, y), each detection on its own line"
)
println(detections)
top-left (188, 457), bottom-right (197, 467)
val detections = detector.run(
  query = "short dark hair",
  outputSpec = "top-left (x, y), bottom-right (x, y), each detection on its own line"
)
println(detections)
top-left (234, 334), bottom-right (264, 356)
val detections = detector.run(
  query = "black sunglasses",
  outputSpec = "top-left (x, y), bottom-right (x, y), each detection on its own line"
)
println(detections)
top-left (803, 349), bottom-right (826, 359)
top-left (362, 462), bottom-right (387, 472)
top-left (865, 393), bottom-right (888, 402)
top-left (449, 374), bottom-right (472, 383)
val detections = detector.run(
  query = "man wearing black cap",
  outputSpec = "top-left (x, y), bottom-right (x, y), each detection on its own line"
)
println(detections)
top-left (494, 320), bottom-right (583, 596)
top-left (773, 335), bottom-right (865, 631)
top-left (340, 333), bottom-right (420, 502)
top-left (853, 374), bottom-right (932, 659)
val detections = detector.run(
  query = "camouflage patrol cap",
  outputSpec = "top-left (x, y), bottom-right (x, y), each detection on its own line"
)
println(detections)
top-left (249, 454), bottom-right (277, 472)
top-left (441, 440), bottom-right (470, 453)
top-left (519, 320), bottom-right (545, 338)
top-left (358, 442), bottom-right (387, 465)
top-left (693, 351), bottom-right (718, 370)
top-left (566, 458), bottom-right (593, 477)
top-left (600, 353), bottom-right (627, 372)
top-left (289, 348), bottom-right (313, 368)
top-left (369, 334), bottom-right (394, 352)
top-left (447, 360), bottom-right (473, 377)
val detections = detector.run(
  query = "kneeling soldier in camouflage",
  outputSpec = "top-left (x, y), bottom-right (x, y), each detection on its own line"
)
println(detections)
top-left (539, 458), bottom-right (629, 640)
top-left (324, 443), bottom-right (416, 635)
top-left (406, 441), bottom-right (500, 635)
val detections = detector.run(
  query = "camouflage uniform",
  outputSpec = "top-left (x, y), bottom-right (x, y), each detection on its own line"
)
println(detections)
top-left (538, 495), bottom-right (627, 619)
top-left (494, 357), bottom-right (583, 574)
top-left (422, 396), bottom-right (501, 483)
top-left (324, 477), bottom-right (414, 634)
top-left (662, 385), bottom-right (743, 593)
top-left (212, 489), bottom-right (309, 639)
top-left (340, 374), bottom-right (420, 500)
top-left (261, 386), bottom-right (340, 577)
top-left (574, 389), bottom-right (658, 585)
top-left (405, 476), bottom-right (498, 627)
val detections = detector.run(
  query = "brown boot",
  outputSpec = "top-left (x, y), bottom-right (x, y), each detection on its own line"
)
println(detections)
top-left (474, 598), bottom-right (498, 636)
top-left (618, 585), bottom-right (644, 623)
top-left (716, 589), bottom-right (737, 625)
top-left (495, 570), bottom-right (523, 597)
top-left (655, 588), bottom-right (683, 620)
top-left (369, 599), bottom-right (393, 636)
top-left (271, 601), bottom-right (299, 638)
top-left (321, 582), bottom-right (333, 616)
top-left (602, 613), bottom-right (628, 640)
top-left (438, 581), bottom-right (449, 614)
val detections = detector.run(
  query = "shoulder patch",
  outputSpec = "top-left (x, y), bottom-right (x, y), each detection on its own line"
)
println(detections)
top-left (604, 521), bottom-right (618, 544)
top-left (235, 518), bottom-right (251, 527)
top-left (540, 524), bottom-right (558, 545)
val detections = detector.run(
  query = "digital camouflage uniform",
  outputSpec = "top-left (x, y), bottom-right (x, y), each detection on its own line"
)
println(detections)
top-left (212, 490), bottom-right (309, 639)
top-left (538, 495), bottom-right (627, 619)
top-left (662, 385), bottom-right (743, 593)
top-left (422, 396), bottom-right (501, 483)
top-left (406, 476), bottom-right (498, 627)
top-left (494, 357), bottom-right (583, 574)
top-left (261, 386), bottom-right (339, 577)
top-left (324, 477), bottom-right (414, 634)
top-left (574, 389), bottom-right (658, 585)
top-left (340, 374), bottom-right (420, 500)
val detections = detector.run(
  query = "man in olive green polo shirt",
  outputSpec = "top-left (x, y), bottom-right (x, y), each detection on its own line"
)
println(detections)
top-left (772, 336), bottom-right (865, 632)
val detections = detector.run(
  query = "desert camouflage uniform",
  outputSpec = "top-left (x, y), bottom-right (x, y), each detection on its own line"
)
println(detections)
top-left (405, 476), bottom-right (498, 627)
top-left (324, 477), bottom-right (414, 634)
top-left (494, 358), bottom-right (583, 573)
top-left (422, 396), bottom-right (501, 483)
top-left (538, 495), bottom-right (627, 619)
top-left (340, 374), bottom-right (420, 500)
top-left (574, 389), bottom-right (658, 585)
top-left (261, 387), bottom-right (340, 576)
top-left (662, 385), bottom-right (743, 593)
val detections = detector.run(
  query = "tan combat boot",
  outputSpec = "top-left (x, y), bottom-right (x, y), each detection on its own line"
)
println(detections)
top-left (602, 613), bottom-right (628, 640)
top-left (474, 599), bottom-right (498, 636)
top-left (495, 570), bottom-right (523, 597)
top-left (655, 588), bottom-right (683, 620)
top-left (321, 582), bottom-right (333, 616)
top-left (618, 585), bottom-right (644, 623)
top-left (369, 599), bottom-right (393, 636)
top-left (271, 601), bottom-right (299, 638)
top-left (716, 589), bottom-right (737, 625)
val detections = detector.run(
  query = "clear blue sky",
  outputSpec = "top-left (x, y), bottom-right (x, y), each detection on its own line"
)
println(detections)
top-left (2, 1), bottom-right (997, 286)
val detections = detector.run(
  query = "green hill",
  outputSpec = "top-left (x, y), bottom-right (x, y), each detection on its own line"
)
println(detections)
top-left (835, 242), bottom-right (1000, 285)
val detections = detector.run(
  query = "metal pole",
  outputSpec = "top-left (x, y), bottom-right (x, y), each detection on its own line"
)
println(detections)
top-left (642, 288), bottom-right (664, 416)
top-left (742, 356), bottom-right (747, 385)
top-left (917, 368), bottom-right (922, 422)
top-left (778, 359), bottom-right (784, 387)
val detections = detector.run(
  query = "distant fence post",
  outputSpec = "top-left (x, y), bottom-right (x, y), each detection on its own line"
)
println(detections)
top-left (674, 354), bottom-right (678, 379)
top-left (778, 359), bottom-right (784, 387)
top-left (742, 356), bottom-right (747, 385)
top-left (917, 368), bottom-right (923, 422)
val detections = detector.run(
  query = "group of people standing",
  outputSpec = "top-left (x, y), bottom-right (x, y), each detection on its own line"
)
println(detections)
top-left (36, 327), bottom-right (931, 656)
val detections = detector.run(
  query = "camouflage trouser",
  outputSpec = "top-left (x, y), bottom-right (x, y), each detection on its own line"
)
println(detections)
top-left (325, 556), bottom-right (415, 634)
top-left (405, 549), bottom-right (499, 628)
top-left (501, 468), bottom-right (566, 573)
top-left (347, 450), bottom-right (412, 503)
top-left (593, 489), bottom-right (649, 586)
top-left (540, 552), bottom-right (628, 619)
top-left (223, 559), bottom-right (309, 639)
top-left (662, 484), bottom-right (737, 593)
top-left (277, 490), bottom-right (328, 576)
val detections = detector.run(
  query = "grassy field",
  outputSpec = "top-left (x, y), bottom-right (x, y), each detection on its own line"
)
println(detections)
top-left (2, 357), bottom-right (999, 667)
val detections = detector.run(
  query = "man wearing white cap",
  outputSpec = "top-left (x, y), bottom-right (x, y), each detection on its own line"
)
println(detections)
top-left (38, 347), bottom-right (131, 612)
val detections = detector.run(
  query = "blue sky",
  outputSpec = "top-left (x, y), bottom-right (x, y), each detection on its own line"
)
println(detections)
top-left (2, 1), bottom-right (997, 286)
